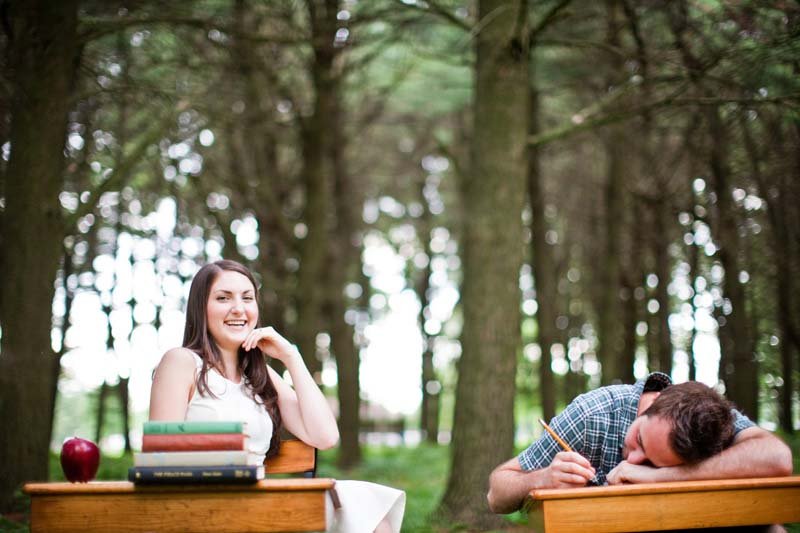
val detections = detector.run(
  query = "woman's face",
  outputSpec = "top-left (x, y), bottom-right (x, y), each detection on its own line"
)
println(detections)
top-left (206, 270), bottom-right (259, 352)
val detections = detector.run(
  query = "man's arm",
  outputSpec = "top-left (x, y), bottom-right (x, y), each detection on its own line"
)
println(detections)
top-left (487, 453), bottom-right (596, 514)
top-left (607, 427), bottom-right (793, 484)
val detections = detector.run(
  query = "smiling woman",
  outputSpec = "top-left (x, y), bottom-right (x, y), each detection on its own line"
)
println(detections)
top-left (148, 259), bottom-right (406, 533)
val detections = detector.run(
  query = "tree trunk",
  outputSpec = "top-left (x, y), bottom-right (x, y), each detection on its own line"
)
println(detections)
top-left (652, 198), bottom-right (673, 374)
top-left (228, 0), bottom-right (290, 333)
top-left (527, 57), bottom-right (556, 422)
top-left (295, 0), bottom-right (340, 378)
top-left (95, 382), bottom-right (109, 445)
top-left (687, 226), bottom-right (699, 382)
top-left (327, 66), bottom-right (362, 469)
top-left (49, 245), bottom-right (77, 446)
top-left (597, 127), bottom-right (626, 384)
top-left (707, 106), bottom-right (757, 417)
top-left (667, 1), bottom-right (757, 416)
top-left (741, 114), bottom-right (796, 432)
top-left (597, 0), bottom-right (627, 385)
top-left (118, 378), bottom-right (132, 453)
top-left (620, 205), bottom-right (641, 385)
top-left (437, 0), bottom-right (528, 527)
top-left (414, 184), bottom-right (441, 444)
top-left (0, 0), bottom-right (78, 511)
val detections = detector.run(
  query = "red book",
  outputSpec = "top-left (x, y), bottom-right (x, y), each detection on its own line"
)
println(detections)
top-left (141, 433), bottom-right (246, 452)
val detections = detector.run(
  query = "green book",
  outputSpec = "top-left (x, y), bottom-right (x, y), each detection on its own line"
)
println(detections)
top-left (143, 421), bottom-right (243, 435)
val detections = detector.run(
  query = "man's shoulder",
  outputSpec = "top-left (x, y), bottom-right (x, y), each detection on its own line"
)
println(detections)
top-left (572, 383), bottom-right (639, 415)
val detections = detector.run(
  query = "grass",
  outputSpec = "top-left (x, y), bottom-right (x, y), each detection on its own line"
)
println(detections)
top-left (0, 437), bottom-right (798, 532)
top-left (318, 443), bottom-right (449, 533)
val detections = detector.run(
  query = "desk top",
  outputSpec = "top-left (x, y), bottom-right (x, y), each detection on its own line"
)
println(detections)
top-left (528, 475), bottom-right (800, 501)
top-left (24, 478), bottom-right (336, 495)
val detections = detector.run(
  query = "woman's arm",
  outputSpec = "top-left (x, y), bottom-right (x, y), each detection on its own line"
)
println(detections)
top-left (148, 347), bottom-right (197, 421)
top-left (244, 327), bottom-right (340, 450)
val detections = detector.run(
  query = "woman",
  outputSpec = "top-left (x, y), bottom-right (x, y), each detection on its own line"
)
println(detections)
top-left (149, 260), bottom-right (405, 533)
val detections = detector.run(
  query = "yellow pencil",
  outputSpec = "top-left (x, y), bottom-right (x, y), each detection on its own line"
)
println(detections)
top-left (538, 418), bottom-right (573, 452)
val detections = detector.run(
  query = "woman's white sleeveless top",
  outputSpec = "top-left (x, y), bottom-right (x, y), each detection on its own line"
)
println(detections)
top-left (184, 352), bottom-right (273, 465)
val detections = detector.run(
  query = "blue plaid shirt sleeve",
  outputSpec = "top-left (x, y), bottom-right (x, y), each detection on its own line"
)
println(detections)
top-left (732, 408), bottom-right (755, 434)
top-left (518, 400), bottom-right (587, 472)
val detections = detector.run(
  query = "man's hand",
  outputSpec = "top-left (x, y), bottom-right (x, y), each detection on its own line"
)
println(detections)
top-left (545, 452), bottom-right (597, 488)
top-left (607, 460), bottom-right (671, 485)
top-left (487, 453), bottom-right (596, 514)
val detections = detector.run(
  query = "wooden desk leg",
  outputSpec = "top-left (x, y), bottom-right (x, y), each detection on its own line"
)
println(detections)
top-left (527, 503), bottom-right (545, 533)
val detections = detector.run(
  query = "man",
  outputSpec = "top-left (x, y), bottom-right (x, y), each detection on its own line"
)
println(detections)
top-left (487, 373), bottom-right (793, 514)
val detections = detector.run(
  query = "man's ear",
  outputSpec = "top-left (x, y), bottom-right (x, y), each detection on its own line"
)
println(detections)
top-left (637, 391), bottom-right (661, 415)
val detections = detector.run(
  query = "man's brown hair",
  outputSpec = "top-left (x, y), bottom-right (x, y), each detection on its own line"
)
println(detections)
top-left (643, 381), bottom-right (736, 464)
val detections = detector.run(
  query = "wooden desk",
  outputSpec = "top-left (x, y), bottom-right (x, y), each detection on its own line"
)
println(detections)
top-left (24, 478), bottom-right (335, 533)
top-left (526, 476), bottom-right (800, 532)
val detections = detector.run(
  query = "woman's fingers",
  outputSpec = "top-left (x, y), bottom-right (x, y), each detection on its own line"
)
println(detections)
top-left (243, 326), bottom-right (288, 354)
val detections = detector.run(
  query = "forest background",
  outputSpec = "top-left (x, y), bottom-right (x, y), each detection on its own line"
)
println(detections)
top-left (1, 0), bottom-right (799, 531)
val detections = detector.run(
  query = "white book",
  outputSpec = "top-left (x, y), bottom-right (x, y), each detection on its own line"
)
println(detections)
top-left (134, 450), bottom-right (257, 467)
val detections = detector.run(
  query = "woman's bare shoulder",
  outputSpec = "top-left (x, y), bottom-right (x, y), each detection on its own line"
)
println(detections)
top-left (157, 347), bottom-right (198, 371)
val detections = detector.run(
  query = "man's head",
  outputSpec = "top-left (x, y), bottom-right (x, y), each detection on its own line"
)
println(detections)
top-left (622, 382), bottom-right (736, 467)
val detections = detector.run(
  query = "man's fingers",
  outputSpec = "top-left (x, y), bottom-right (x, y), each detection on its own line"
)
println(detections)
top-left (552, 455), bottom-right (595, 481)
top-left (555, 451), bottom-right (594, 469)
top-left (560, 473), bottom-right (591, 486)
top-left (554, 452), bottom-right (595, 477)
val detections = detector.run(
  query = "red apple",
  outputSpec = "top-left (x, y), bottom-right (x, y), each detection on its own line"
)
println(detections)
top-left (60, 437), bottom-right (100, 483)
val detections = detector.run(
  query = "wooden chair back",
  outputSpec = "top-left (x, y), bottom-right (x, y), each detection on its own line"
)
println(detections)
top-left (264, 439), bottom-right (317, 478)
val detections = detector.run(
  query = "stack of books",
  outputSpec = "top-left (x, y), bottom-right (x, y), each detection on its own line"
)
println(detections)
top-left (128, 421), bottom-right (264, 484)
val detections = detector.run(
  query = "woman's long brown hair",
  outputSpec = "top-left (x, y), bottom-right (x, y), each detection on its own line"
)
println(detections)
top-left (183, 259), bottom-right (281, 458)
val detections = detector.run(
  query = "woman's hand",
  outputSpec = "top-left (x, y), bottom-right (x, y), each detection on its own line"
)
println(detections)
top-left (248, 327), bottom-right (340, 449)
top-left (243, 326), bottom-right (301, 364)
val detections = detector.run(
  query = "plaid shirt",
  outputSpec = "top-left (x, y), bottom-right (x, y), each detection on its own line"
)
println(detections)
top-left (518, 373), bottom-right (755, 485)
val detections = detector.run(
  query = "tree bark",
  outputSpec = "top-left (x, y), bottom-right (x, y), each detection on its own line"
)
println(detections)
top-left (741, 113), bottom-right (796, 432)
top-left (667, 1), bottom-right (757, 416)
top-left (49, 247), bottom-right (75, 448)
top-left (327, 67), bottom-right (362, 469)
top-left (527, 56), bottom-right (556, 421)
top-left (437, 0), bottom-right (529, 528)
top-left (0, 0), bottom-right (79, 511)
top-left (652, 197), bottom-right (673, 375)
top-left (597, 127), bottom-right (626, 385)
top-left (95, 382), bottom-right (109, 445)
top-left (597, 0), bottom-right (628, 385)
top-left (229, 0), bottom-right (290, 333)
top-left (687, 224), bottom-right (699, 382)
top-left (414, 181), bottom-right (441, 444)
top-left (118, 378), bottom-right (132, 453)
top-left (295, 0), bottom-right (340, 378)
top-left (706, 106), bottom-right (757, 417)
top-left (620, 204), bottom-right (641, 385)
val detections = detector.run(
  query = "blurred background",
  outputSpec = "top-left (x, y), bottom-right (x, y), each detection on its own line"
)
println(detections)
top-left (1, 0), bottom-right (799, 530)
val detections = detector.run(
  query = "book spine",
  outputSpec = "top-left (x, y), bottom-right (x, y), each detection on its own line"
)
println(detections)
top-left (134, 450), bottom-right (252, 467)
top-left (143, 421), bottom-right (243, 435)
top-left (141, 433), bottom-right (246, 452)
top-left (129, 465), bottom-right (263, 484)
